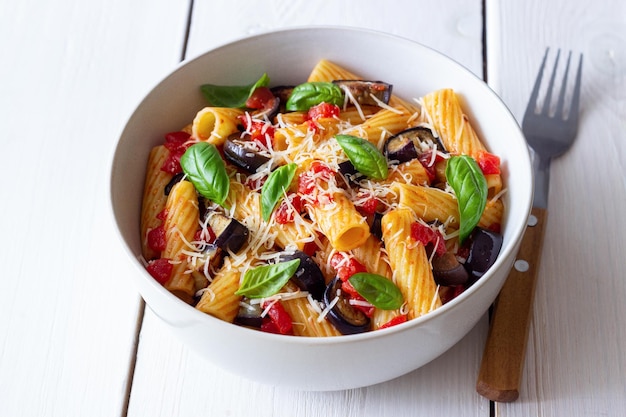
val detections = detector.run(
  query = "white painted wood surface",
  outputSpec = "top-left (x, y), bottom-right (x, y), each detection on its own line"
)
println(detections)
top-left (1, 0), bottom-right (624, 416)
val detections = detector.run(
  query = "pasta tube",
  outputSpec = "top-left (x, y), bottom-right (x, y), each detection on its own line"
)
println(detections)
top-left (382, 208), bottom-right (441, 319)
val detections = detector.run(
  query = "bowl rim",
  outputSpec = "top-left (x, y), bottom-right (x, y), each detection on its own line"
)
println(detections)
top-left (109, 25), bottom-right (533, 345)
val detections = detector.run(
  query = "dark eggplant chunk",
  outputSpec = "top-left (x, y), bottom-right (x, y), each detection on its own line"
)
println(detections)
top-left (279, 250), bottom-right (326, 301)
top-left (271, 86), bottom-right (294, 113)
top-left (384, 133), bottom-right (419, 163)
top-left (370, 212), bottom-right (384, 240)
top-left (208, 213), bottom-right (249, 253)
top-left (384, 127), bottom-right (446, 163)
top-left (464, 228), bottom-right (503, 279)
top-left (164, 172), bottom-right (185, 196)
top-left (234, 302), bottom-right (263, 329)
top-left (223, 135), bottom-right (271, 174)
top-left (432, 252), bottom-right (469, 286)
top-left (323, 277), bottom-right (370, 335)
top-left (338, 160), bottom-right (364, 186)
top-left (333, 80), bottom-right (392, 106)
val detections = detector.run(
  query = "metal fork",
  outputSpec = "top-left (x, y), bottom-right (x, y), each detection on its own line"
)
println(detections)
top-left (477, 48), bottom-right (583, 403)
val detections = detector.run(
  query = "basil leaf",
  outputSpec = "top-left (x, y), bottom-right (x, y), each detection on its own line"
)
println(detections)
top-left (445, 155), bottom-right (488, 243)
top-left (200, 73), bottom-right (270, 108)
top-left (335, 135), bottom-right (388, 180)
top-left (285, 82), bottom-right (344, 111)
top-left (348, 273), bottom-right (404, 310)
top-left (180, 142), bottom-right (230, 206)
top-left (235, 259), bottom-right (301, 298)
top-left (261, 163), bottom-right (297, 221)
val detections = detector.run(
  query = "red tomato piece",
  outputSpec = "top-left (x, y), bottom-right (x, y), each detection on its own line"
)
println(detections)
top-left (193, 227), bottom-right (216, 245)
top-left (477, 151), bottom-right (501, 175)
top-left (410, 222), bottom-right (446, 256)
top-left (379, 315), bottom-right (408, 329)
top-left (418, 151), bottom-right (444, 183)
top-left (330, 252), bottom-right (367, 282)
top-left (147, 225), bottom-right (167, 252)
top-left (245, 87), bottom-right (275, 110)
top-left (297, 161), bottom-right (335, 196)
top-left (355, 195), bottom-right (378, 216)
top-left (161, 131), bottom-right (192, 174)
top-left (239, 116), bottom-right (275, 147)
top-left (274, 194), bottom-right (303, 224)
top-left (306, 102), bottom-right (340, 121)
top-left (146, 258), bottom-right (172, 284)
top-left (261, 301), bottom-right (294, 335)
top-left (302, 241), bottom-right (319, 257)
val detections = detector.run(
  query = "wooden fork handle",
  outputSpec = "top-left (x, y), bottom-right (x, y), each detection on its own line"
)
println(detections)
top-left (476, 207), bottom-right (547, 402)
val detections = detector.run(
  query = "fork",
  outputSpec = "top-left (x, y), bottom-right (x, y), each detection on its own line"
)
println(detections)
top-left (476, 48), bottom-right (583, 402)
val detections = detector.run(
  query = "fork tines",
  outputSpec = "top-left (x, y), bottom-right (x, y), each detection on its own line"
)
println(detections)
top-left (525, 48), bottom-right (583, 122)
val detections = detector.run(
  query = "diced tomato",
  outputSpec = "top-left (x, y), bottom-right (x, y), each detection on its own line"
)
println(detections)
top-left (161, 131), bottom-right (192, 174)
top-left (379, 315), bottom-right (408, 329)
top-left (330, 252), bottom-right (367, 282)
top-left (306, 102), bottom-right (340, 121)
top-left (477, 151), bottom-right (501, 175)
top-left (297, 161), bottom-right (336, 202)
top-left (418, 151), bottom-right (444, 183)
top-left (245, 87), bottom-right (276, 110)
top-left (302, 241), bottom-right (319, 257)
top-left (274, 193), bottom-right (303, 224)
top-left (146, 258), bottom-right (173, 284)
top-left (239, 115), bottom-right (275, 147)
top-left (261, 301), bottom-right (294, 335)
top-left (260, 317), bottom-right (280, 334)
top-left (410, 222), bottom-right (446, 256)
top-left (147, 225), bottom-right (167, 252)
top-left (194, 227), bottom-right (216, 245)
top-left (355, 194), bottom-right (378, 216)
top-left (156, 208), bottom-right (168, 221)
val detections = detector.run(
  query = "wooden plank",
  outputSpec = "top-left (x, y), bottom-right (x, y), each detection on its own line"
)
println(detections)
top-left (486, 0), bottom-right (626, 415)
top-left (0, 1), bottom-right (190, 416)
top-left (127, 1), bottom-right (490, 416)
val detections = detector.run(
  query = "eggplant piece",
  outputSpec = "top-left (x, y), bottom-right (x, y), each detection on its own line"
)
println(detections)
top-left (323, 277), bottom-right (370, 335)
top-left (271, 86), bottom-right (295, 113)
top-left (384, 127), bottom-right (446, 163)
top-left (234, 301), bottom-right (263, 329)
top-left (432, 252), bottom-right (469, 286)
top-left (223, 135), bottom-right (271, 174)
top-left (370, 212), bottom-right (384, 240)
top-left (338, 160), bottom-right (364, 186)
top-left (464, 227), bottom-right (503, 280)
top-left (333, 80), bottom-right (392, 106)
top-left (208, 212), bottom-right (249, 253)
top-left (279, 250), bottom-right (326, 301)
top-left (164, 172), bottom-right (185, 196)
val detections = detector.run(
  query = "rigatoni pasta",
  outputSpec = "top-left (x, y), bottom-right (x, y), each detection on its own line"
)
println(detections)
top-left (140, 60), bottom-right (506, 337)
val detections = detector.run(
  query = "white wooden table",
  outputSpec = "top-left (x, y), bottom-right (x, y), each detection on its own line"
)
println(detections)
top-left (2, 1), bottom-right (625, 416)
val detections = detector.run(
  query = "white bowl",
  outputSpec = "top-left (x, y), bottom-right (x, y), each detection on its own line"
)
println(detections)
top-left (110, 27), bottom-right (532, 391)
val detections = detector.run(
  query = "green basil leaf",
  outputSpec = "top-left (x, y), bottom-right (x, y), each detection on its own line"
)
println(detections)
top-left (445, 155), bottom-right (488, 243)
top-left (180, 142), bottom-right (230, 206)
top-left (200, 73), bottom-right (270, 108)
top-left (348, 273), bottom-right (404, 310)
top-left (235, 259), bottom-right (301, 298)
top-left (335, 134), bottom-right (388, 180)
top-left (261, 163), bottom-right (297, 221)
top-left (285, 82), bottom-right (344, 111)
